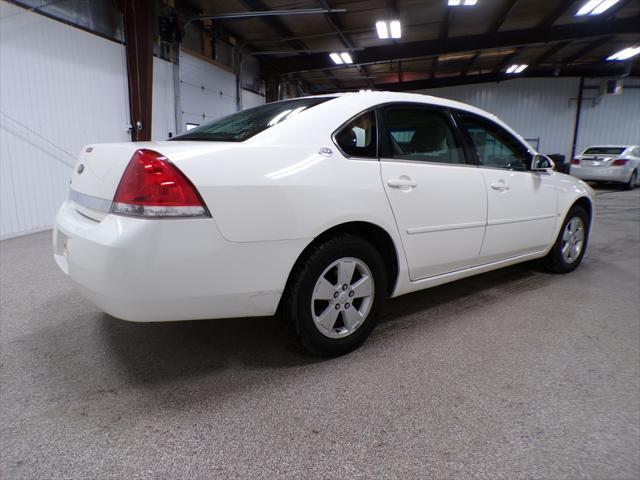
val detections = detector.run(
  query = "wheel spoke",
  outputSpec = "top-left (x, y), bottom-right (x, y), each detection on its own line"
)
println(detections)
top-left (342, 307), bottom-right (363, 330)
top-left (351, 275), bottom-right (372, 299)
top-left (562, 227), bottom-right (572, 242)
top-left (572, 242), bottom-right (581, 259)
top-left (316, 306), bottom-right (340, 331)
top-left (337, 260), bottom-right (356, 287)
top-left (313, 277), bottom-right (336, 300)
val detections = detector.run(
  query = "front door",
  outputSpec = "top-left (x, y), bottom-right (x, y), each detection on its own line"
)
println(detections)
top-left (379, 105), bottom-right (487, 280)
top-left (457, 112), bottom-right (558, 262)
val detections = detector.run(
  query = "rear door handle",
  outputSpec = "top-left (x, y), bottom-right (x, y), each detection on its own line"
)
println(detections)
top-left (387, 176), bottom-right (417, 189)
top-left (490, 180), bottom-right (510, 192)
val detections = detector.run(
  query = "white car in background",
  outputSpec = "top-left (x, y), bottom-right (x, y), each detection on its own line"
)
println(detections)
top-left (54, 92), bottom-right (593, 356)
top-left (571, 145), bottom-right (640, 190)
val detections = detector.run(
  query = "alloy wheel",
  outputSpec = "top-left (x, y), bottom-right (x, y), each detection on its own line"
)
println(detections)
top-left (310, 257), bottom-right (374, 338)
top-left (561, 217), bottom-right (585, 264)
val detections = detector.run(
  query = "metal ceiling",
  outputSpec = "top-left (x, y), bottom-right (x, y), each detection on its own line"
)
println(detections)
top-left (178, 0), bottom-right (640, 92)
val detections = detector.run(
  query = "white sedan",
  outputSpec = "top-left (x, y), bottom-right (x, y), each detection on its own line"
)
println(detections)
top-left (571, 145), bottom-right (640, 190)
top-left (54, 92), bottom-right (593, 356)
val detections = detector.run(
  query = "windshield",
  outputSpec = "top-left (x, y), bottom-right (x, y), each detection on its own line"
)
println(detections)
top-left (583, 147), bottom-right (626, 155)
top-left (171, 97), bottom-right (335, 142)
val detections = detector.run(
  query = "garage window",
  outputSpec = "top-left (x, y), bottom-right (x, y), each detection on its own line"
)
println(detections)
top-left (334, 111), bottom-right (377, 158)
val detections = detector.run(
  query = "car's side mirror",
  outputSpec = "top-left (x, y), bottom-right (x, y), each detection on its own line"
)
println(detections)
top-left (531, 154), bottom-right (555, 172)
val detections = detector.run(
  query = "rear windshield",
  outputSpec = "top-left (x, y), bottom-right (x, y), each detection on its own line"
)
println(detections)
top-left (583, 147), bottom-right (626, 155)
top-left (171, 97), bottom-right (335, 142)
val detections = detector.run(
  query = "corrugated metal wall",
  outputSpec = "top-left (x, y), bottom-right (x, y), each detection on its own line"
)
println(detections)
top-left (416, 77), bottom-right (640, 159)
top-left (0, 0), bottom-right (131, 239)
top-left (577, 78), bottom-right (640, 153)
top-left (417, 78), bottom-right (580, 157)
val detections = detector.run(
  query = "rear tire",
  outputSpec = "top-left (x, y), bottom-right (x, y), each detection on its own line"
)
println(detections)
top-left (624, 170), bottom-right (637, 190)
top-left (544, 204), bottom-right (590, 273)
top-left (283, 234), bottom-right (387, 357)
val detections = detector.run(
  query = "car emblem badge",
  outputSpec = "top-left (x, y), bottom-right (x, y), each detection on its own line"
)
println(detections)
top-left (319, 147), bottom-right (333, 157)
top-left (77, 163), bottom-right (85, 174)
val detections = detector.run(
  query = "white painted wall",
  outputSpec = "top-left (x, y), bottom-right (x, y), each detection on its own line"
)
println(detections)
top-left (0, 0), bottom-right (130, 239)
top-left (152, 56), bottom-right (176, 140)
top-left (177, 52), bottom-right (237, 132)
top-left (242, 89), bottom-right (266, 110)
top-left (0, 3), bottom-right (266, 238)
top-left (416, 77), bottom-right (640, 159)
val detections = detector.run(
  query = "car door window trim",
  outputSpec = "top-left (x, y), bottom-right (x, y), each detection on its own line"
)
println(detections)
top-left (379, 103), bottom-right (473, 166)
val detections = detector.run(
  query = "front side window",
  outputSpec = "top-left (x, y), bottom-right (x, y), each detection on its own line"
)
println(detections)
top-left (459, 113), bottom-right (530, 171)
top-left (383, 107), bottom-right (465, 164)
top-left (334, 111), bottom-right (377, 158)
top-left (172, 97), bottom-right (334, 142)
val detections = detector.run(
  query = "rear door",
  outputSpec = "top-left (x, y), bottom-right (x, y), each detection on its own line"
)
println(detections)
top-left (456, 112), bottom-right (558, 263)
top-left (379, 104), bottom-right (487, 280)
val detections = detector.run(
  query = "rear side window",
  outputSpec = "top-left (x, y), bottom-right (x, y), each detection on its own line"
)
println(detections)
top-left (583, 147), bottom-right (626, 155)
top-left (172, 97), bottom-right (334, 142)
top-left (383, 107), bottom-right (466, 164)
top-left (459, 113), bottom-right (530, 171)
top-left (334, 111), bottom-right (377, 158)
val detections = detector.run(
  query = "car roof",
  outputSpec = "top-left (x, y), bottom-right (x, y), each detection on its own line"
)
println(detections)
top-left (584, 145), bottom-right (637, 149)
top-left (297, 91), bottom-right (495, 118)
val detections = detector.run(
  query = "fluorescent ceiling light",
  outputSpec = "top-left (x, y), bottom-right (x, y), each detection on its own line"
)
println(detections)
top-left (390, 20), bottom-right (402, 38)
top-left (448, 0), bottom-right (477, 5)
top-left (591, 0), bottom-right (620, 14)
top-left (329, 52), bottom-right (343, 64)
top-left (506, 64), bottom-right (527, 74)
top-left (576, 0), bottom-right (620, 16)
top-left (340, 52), bottom-right (353, 64)
top-left (375, 21), bottom-right (389, 39)
top-left (607, 46), bottom-right (640, 61)
top-left (376, 20), bottom-right (401, 39)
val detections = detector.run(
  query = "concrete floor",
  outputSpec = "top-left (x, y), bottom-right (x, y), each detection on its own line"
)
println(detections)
top-left (1, 187), bottom-right (639, 480)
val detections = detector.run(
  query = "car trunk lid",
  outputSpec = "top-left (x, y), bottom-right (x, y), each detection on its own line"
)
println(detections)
top-left (68, 141), bottom-right (234, 221)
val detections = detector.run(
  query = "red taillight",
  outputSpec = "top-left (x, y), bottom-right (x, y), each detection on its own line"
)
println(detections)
top-left (571, 158), bottom-right (580, 165)
top-left (611, 159), bottom-right (629, 166)
top-left (111, 149), bottom-right (209, 218)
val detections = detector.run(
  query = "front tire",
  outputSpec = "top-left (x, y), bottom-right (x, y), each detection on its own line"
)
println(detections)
top-left (283, 234), bottom-right (387, 357)
top-left (544, 204), bottom-right (590, 273)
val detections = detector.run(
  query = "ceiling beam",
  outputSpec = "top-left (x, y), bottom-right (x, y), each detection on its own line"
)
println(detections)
top-left (237, 0), bottom-right (345, 91)
top-left (264, 15), bottom-right (639, 74)
top-left (532, 40), bottom-right (571, 66)
top-left (561, 35), bottom-right (615, 66)
top-left (440, 7), bottom-right (452, 41)
top-left (538, 0), bottom-right (576, 27)
top-left (462, 52), bottom-right (480, 76)
top-left (488, 0), bottom-right (519, 33)
top-left (317, 0), bottom-right (375, 89)
top-left (317, 66), bottom-right (639, 93)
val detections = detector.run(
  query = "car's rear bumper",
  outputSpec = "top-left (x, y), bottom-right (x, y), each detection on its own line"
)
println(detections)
top-left (53, 200), bottom-right (308, 322)
top-left (570, 165), bottom-right (632, 183)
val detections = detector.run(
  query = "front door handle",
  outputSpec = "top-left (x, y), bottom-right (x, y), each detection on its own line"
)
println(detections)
top-left (387, 176), bottom-right (417, 189)
top-left (490, 180), bottom-right (510, 192)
